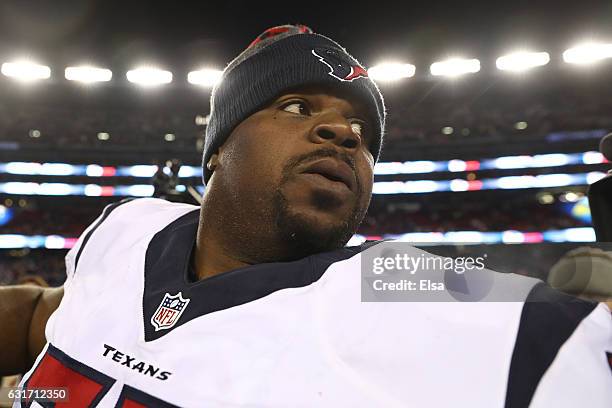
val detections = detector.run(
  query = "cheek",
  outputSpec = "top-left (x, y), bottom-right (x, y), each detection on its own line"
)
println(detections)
top-left (357, 159), bottom-right (374, 204)
top-left (221, 121), bottom-right (296, 192)
top-left (360, 174), bottom-right (373, 205)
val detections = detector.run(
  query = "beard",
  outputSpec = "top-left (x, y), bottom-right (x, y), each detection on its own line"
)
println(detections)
top-left (271, 149), bottom-right (369, 260)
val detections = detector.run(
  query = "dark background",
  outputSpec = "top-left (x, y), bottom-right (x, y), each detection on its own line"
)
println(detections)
top-left (1, 0), bottom-right (612, 72)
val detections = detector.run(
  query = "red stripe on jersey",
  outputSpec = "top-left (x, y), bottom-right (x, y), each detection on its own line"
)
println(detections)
top-left (120, 400), bottom-right (148, 408)
top-left (25, 352), bottom-right (107, 407)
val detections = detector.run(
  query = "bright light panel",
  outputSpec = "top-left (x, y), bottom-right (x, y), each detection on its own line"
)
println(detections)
top-left (430, 58), bottom-right (480, 77)
top-left (187, 69), bottom-right (223, 87)
top-left (65, 66), bottom-right (112, 83)
top-left (496, 51), bottom-right (550, 72)
top-left (368, 63), bottom-right (416, 81)
top-left (1, 60), bottom-right (51, 81)
top-left (126, 67), bottom-right (172, 86)
top-left (563, 42), bottom-right (612, 65)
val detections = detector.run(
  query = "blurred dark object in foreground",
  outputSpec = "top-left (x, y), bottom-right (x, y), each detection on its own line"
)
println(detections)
top-left (152, 159), bottom-right (201, 205)
top-left (587, 133), bottom-right (612, 241)
top-left (547, 246), bottom-right (612, 307)
top-left (589, 174), bottom-right (612, 241)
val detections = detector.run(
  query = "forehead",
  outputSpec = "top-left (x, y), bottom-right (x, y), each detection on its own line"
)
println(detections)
top-left (275, 84), bottom-right (370, 117)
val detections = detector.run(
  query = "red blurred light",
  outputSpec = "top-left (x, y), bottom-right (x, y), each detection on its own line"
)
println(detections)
top-left (467, 180), bottom-right (483, 191)
top-left (522, 232), bottom-right (544, 243)
top-left (464, 161), bottom-right (481, 171)
top-left (100, 186), bottom-right (115, 196)
top-left (102, 166), bottom-right (116, 177)
top-left (365, 235), bottom-right (383, 241)
top-left (64, 238), bottom-right (78, 248)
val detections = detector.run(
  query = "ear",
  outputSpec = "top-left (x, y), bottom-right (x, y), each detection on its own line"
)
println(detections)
top-left (207, 153), bottom-right (219, 171)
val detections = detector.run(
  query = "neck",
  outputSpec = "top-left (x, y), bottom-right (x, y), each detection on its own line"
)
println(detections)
top-left (193, 227), bottom-right (249, 280)
top-left (193, 187), bottom-right (282, 280)
top-left (193, 183), bottom-right (346, 279)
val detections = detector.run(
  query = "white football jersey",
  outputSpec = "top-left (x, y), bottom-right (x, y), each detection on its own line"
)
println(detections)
top-left (16, 198), bottom-right (612, 407)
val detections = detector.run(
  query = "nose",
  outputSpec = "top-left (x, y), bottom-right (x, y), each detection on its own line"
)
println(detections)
top-left (309, 113), bottom-right (361, 152)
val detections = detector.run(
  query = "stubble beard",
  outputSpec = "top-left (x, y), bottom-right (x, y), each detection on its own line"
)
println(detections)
top-left (271, 174), bottom-right (368, 261)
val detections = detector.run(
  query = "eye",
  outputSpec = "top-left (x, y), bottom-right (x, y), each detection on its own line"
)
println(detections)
top-left (351, 119), bottom-right (372, 148)
top-left (350, 121), bottom-right (363, 136)
top-left (282, 100), bottom-right (310, 116)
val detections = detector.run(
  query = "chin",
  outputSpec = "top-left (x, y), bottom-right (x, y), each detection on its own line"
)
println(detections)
top-left (294, 207), bottom-right (351, 237)
top-left (273, 193), bottom-right (361, 259)
top-left (270, 178), bottom-right (368, 259)
top-left (281, 210), bottom-right (354, 256)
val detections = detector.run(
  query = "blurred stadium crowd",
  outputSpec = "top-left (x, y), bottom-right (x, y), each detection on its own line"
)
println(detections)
top-left (360, 196), bottom-right (587, 235)
top-left (1, 89), bottom-right (611, 150)
top-left (0, 249), bottom-right (64, 287)
top-left (0, 105), bottom-right (203, 149)
top-left (385, 93), bottom-right (612, 145)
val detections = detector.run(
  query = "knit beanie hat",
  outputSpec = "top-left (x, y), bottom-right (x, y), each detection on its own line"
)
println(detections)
top-left (202, 24), bottom-right (386, 185)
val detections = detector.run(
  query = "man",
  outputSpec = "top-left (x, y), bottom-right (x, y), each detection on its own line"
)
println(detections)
top-left (0, 25), bottom-right (610, 407)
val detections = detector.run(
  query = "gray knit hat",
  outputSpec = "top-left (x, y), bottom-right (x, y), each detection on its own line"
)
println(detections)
top-left (202, 24), bottom-right (386, 185)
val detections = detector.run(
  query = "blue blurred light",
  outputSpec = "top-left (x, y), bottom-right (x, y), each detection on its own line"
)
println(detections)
top-left (0, 205), bottom-right (13, 226)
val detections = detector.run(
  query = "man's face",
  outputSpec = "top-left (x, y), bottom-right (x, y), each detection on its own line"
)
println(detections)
top-left (210, 85), bottom-right (375, 259)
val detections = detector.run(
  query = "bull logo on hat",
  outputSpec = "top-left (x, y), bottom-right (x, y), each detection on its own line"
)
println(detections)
top-left (312, 47), bottom-right (369, 82)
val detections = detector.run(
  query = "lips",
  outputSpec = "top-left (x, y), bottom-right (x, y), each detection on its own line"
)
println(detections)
top-left (300, 158), bottom-right (356, 193)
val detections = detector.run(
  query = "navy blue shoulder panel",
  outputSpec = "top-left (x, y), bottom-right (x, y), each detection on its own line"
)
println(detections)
top-left (504, 282), bottom-right (598, 408)
top-left (116, 385), bottom-right (179, 408)
top-left (142, 209), bottom-right (380, 341)
top-left (74, 198), bottom-right (135, 274)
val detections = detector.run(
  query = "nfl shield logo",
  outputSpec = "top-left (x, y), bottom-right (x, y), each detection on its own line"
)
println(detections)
top-left (151, 292), bottom-right (191, 331)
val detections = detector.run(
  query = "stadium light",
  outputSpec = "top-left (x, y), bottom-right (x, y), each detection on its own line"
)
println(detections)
top-left (65, 66), bottom-right (112, 83)
top-left (563, 42), bottom-right (612, 65)
top-left (126, 67), bottom-right (172, 86)
top-left (430, 58), bottom-right (480, 77)
top-left (368, 63), bottom-right (416, 82)
top-left (1, 60), bottom-right (51, 81)
top-left (496, 51), bottom-right (550, 72)
top-left (187, 69), bottom-right (223, 87)
top-left (514, 121), bottom-right (528, 130)
top-left (195, 114), bottom-right (209, 126)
